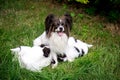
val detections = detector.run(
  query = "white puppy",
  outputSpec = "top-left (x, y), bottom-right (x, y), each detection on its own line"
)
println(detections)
top-left (64, 37), bottom-right (93, 62)
top-left (10, 45), bottom-right (52, 72)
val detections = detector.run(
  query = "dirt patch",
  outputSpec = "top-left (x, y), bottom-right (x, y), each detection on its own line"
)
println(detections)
top-left (103, 23), bottom-right (120, 35)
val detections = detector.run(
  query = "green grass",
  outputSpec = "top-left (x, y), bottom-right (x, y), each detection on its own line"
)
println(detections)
top-left (0, 0), bottom-right (120, 80)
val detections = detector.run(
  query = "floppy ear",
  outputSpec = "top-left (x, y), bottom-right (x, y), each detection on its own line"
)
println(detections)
top-left (45, 14), bottom-right (55, 34)
top-left (43, 47), bottom-right (51, 57)
top-left (64, 13), bottom-right (72, 30)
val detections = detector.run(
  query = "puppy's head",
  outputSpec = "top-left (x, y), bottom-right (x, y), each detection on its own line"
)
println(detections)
top-left (42, 47), bottom-right (51, 57)
top-left (45, 13), bottom-right (72, 38)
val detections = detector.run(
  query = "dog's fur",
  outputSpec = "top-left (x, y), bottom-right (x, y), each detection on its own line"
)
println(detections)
top-left (33, 13), bottom-right (72, 68)
top-left (10, 14), bottom-right (93, 71)
top-left (10, 45), bottom-right (52, 72)
top-left (63, 37), bottom-right (93, 62)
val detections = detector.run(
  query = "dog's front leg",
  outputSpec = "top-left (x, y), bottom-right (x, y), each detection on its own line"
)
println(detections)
top-left (51, 52), bottom-right (58, 68)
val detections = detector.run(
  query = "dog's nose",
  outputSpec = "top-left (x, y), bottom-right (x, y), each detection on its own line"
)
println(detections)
top-left (59, 27), bottom-right (63, 32)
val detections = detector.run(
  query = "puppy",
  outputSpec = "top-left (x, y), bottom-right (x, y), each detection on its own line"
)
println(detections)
top-left (33, 13), bottom-right (72, 68)
top-left (10, 45), bottom-right (52, 72)
top-left (63, 37), bottom-right (93, 62)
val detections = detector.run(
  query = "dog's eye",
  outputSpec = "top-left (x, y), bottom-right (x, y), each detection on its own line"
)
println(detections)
top-left (57, 23), bottom-right (60, 26)
top-left (55, 26), bottom-right (58, 29)
top-left (61, 23), bottom-right (64, 26)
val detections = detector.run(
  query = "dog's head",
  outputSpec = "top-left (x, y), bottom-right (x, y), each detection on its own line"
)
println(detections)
top-left (45, 13), bottom-right (72, 38)
top-left (42, 46), bottom-right (51, 57)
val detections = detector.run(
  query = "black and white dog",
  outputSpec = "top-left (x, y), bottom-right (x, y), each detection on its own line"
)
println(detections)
top-left (11, 14), bottom-right (93, 71)
top-left (33, 13), bottom-right (72, 68)
top-left (10, 45), bottom-right (53, 72)
top-left (63, 37), bottom-right (93, 62)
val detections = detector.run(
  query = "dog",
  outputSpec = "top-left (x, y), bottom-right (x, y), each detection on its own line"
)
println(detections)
top-left (10, 45), bottom-right (53, 72)
top-left (62, 37), bottom-right (93, 62)
top-left (33, 13), bottom-right (72, 68)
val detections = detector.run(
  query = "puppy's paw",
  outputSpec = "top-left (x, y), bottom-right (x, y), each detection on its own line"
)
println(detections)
top-left (68, 58), bottom-right (74, 62)
top-left (63, 58), bottom-right (67, 62)
top-left (52, 63), bottom-right (57, 69)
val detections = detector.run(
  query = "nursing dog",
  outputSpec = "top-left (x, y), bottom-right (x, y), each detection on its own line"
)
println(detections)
top-left (33, 13), bottom-right (72, 68)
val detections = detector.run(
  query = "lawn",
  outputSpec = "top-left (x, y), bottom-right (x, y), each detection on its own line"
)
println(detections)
top-left (0, 0), bottom-right (120, 80)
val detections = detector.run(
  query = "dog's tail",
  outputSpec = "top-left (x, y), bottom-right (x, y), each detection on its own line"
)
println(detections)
top-left (79, 44), bottom-right (93, 57)
top-left (87, 44), bottom-right (93, 48)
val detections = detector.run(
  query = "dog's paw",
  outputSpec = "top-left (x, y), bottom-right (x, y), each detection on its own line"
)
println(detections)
top-left (51, 62), bottom-right (58, 69)
top-left (68, 58), bottom-right (74, 62)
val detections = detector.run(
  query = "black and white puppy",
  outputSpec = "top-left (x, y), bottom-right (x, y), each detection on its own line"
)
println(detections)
top-left (63, 37), bottom-right (93, 62)
top-left (10, 45), bottom-right (52, 72)
top-left (33, 14), bottom-right (72, 68)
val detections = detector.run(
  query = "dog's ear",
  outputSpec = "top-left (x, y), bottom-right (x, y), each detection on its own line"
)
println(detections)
top-left (45, 14), bottom-right (55, 34)
top-left (43, 47), bottom-right (51, 57)
top-left (40, 44), bottom-right (46, 48)
top-left (64, 13), bottom-right (72, 30)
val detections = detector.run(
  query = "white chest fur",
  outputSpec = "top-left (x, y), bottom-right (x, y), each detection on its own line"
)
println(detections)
top-left (49, 32), bottom-right (68, 54)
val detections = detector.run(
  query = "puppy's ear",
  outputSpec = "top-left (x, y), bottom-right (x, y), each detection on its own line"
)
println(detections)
top-left (64, 13), bottom-right (72, 30)
top-left (45, 14), bottom-right (55, 34)
top-left (40, 44), bottom-right (46, 48)
top-left (43, 47), bottom-right (51, 57)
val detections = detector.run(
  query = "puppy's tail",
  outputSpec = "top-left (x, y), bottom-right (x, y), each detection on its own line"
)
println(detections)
top-left (10, 47), bottom-right (21, 54)
top-left (87, 44), bottom-right (93, 48)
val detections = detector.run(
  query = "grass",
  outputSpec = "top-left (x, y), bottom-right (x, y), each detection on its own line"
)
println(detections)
top-left (0, 0), bottom-right (120, 80)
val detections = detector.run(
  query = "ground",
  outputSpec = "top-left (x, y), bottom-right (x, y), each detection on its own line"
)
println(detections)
top-left (0, 0), bottom-right (120, 80)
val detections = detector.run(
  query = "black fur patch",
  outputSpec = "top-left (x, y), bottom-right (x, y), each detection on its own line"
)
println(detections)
top-left (78, 54), bottom-right (81, 57)
top-left (74, 46), bottom-right (80, 53)
top-left (51, 59), bottom-right (56, 64)
top-left (40, 44), bottom-right (46, 48)
top-left (45, 14), bottom-right (55, 35)
top-left (64, 13), bottom-right (72, 30)
top-left (57, 54), bottom-right (66, 62)
top-left (74, 38), bottom-right (77, 43)
top-left (57, 54), bottom-right (66, 58)
top-left (43, 47), bottom-right (50, 57)
top-left (81, 49), bottom-right (85, 57)
top-left (78, 49), bottom-right (85, 57)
